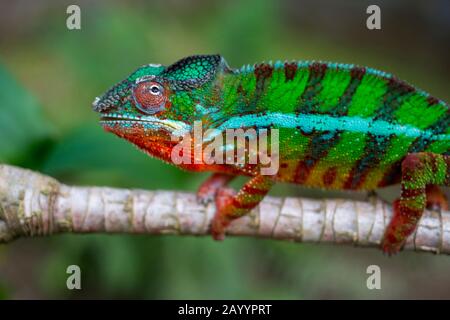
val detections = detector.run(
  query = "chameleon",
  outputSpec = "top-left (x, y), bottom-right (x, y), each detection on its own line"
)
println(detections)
top-left (92, 54), bottom-right (449, 254)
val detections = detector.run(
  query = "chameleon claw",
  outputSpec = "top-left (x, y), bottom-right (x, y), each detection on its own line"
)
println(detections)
top-left (381, 200), bottom-right (406, 255)
top-left (196, 192), bottom-right (215, 205)
top-left (425, 185), bottom-right (449, 211)
top-left (210, 187), bottom-right (236, 241)
top-left (211, 219), bottom-right (226, 241)
top-left (197, 173), bottom-right (235, 206)
top-left (381, 239), bottom-right (403, 256)
top-left (381, 242), bottom-right (403, 256)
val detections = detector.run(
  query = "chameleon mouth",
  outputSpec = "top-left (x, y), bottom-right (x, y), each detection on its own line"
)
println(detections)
top-left (100, 116), bottom-right (146, 122)
top-left (99, 113), bottom-right (192, 137)
top-left (100, 112), bottom-right (160, 124)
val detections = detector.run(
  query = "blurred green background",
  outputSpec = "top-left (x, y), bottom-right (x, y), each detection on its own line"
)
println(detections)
top-left (0, 0), bottom-right (449, 299)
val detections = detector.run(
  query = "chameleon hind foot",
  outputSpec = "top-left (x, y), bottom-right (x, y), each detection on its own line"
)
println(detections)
top-left (210, 175), bottom-right (274, 241)
top-left (382, 199), bottom-right (411, 255)
top-left (382, 153), bottom-right (449, 255)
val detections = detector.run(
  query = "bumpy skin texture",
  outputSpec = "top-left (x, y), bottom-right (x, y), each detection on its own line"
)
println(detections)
top-left (93, 54), bottom-right (449, 254)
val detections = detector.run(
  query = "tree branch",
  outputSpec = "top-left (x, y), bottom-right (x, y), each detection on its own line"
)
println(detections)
top-left (0, 164), bottom-right (449, 254)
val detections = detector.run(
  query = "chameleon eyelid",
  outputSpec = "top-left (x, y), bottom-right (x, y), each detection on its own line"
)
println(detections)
top-left (135, 75), bottom-right (156, 83)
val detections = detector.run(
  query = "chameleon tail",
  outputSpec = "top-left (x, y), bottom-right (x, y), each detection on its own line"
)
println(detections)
top-left (382, 152), bottom-right (449, 254)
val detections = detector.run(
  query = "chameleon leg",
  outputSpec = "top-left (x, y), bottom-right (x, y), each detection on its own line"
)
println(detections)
top-left (382, 152), bottom-right (449, 254)
top-left (211, 175), bottom-right (274, 240)
top-left (197, 173), bottom-right (235, 204)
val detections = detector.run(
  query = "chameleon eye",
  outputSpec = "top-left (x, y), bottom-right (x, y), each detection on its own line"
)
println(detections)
top-left (132, 81), bottom-right (166, 114)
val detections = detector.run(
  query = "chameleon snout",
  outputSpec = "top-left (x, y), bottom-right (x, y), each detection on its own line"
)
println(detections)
top-left (92, 94), bottom-right (120, 113)
top-left (92, 97), bottom-right (102, 111)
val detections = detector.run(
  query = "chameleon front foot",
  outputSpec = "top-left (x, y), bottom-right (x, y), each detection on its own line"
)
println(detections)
top-left (211, 187), bottom-right (236, 240)
top-left (210, 175), bottom-right (274, 240)
top-left (196, 173), bottom-right (235, 205)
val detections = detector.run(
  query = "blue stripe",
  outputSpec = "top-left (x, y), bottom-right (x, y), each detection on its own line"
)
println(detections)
top-left (215, 113), bottom-right (449, 141)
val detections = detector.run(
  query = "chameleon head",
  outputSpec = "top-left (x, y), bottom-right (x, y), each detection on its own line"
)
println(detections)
top-left (92, 54), bottom-right (228, 161)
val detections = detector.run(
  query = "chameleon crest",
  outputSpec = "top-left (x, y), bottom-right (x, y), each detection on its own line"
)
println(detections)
top-left (93, 54), bottom-right (449, 254)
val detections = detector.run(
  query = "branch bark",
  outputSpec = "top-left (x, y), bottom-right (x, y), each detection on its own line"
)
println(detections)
top-left (0, 164), bottom-right (449, 254)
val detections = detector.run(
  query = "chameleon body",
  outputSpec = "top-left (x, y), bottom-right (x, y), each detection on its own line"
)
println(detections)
top-left (93, 55), bottom-right (449, 254)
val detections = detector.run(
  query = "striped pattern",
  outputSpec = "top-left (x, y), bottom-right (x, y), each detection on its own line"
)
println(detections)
top-left (297, 62), bottom-right (328, 113)
top-left (294, 130), bottom-right (342, 184)
top-left (221, 175), bottom-right (274, 218)
top-left (343, 134), bottom-right (393, 189)
top-left (217, 60), bottom-right (449, 190)
top-left (323, 66), bottom-right (365, 116)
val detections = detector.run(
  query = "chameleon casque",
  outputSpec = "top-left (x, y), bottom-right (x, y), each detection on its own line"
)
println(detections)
top-left (92, 54), bottom-right (449, 254)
